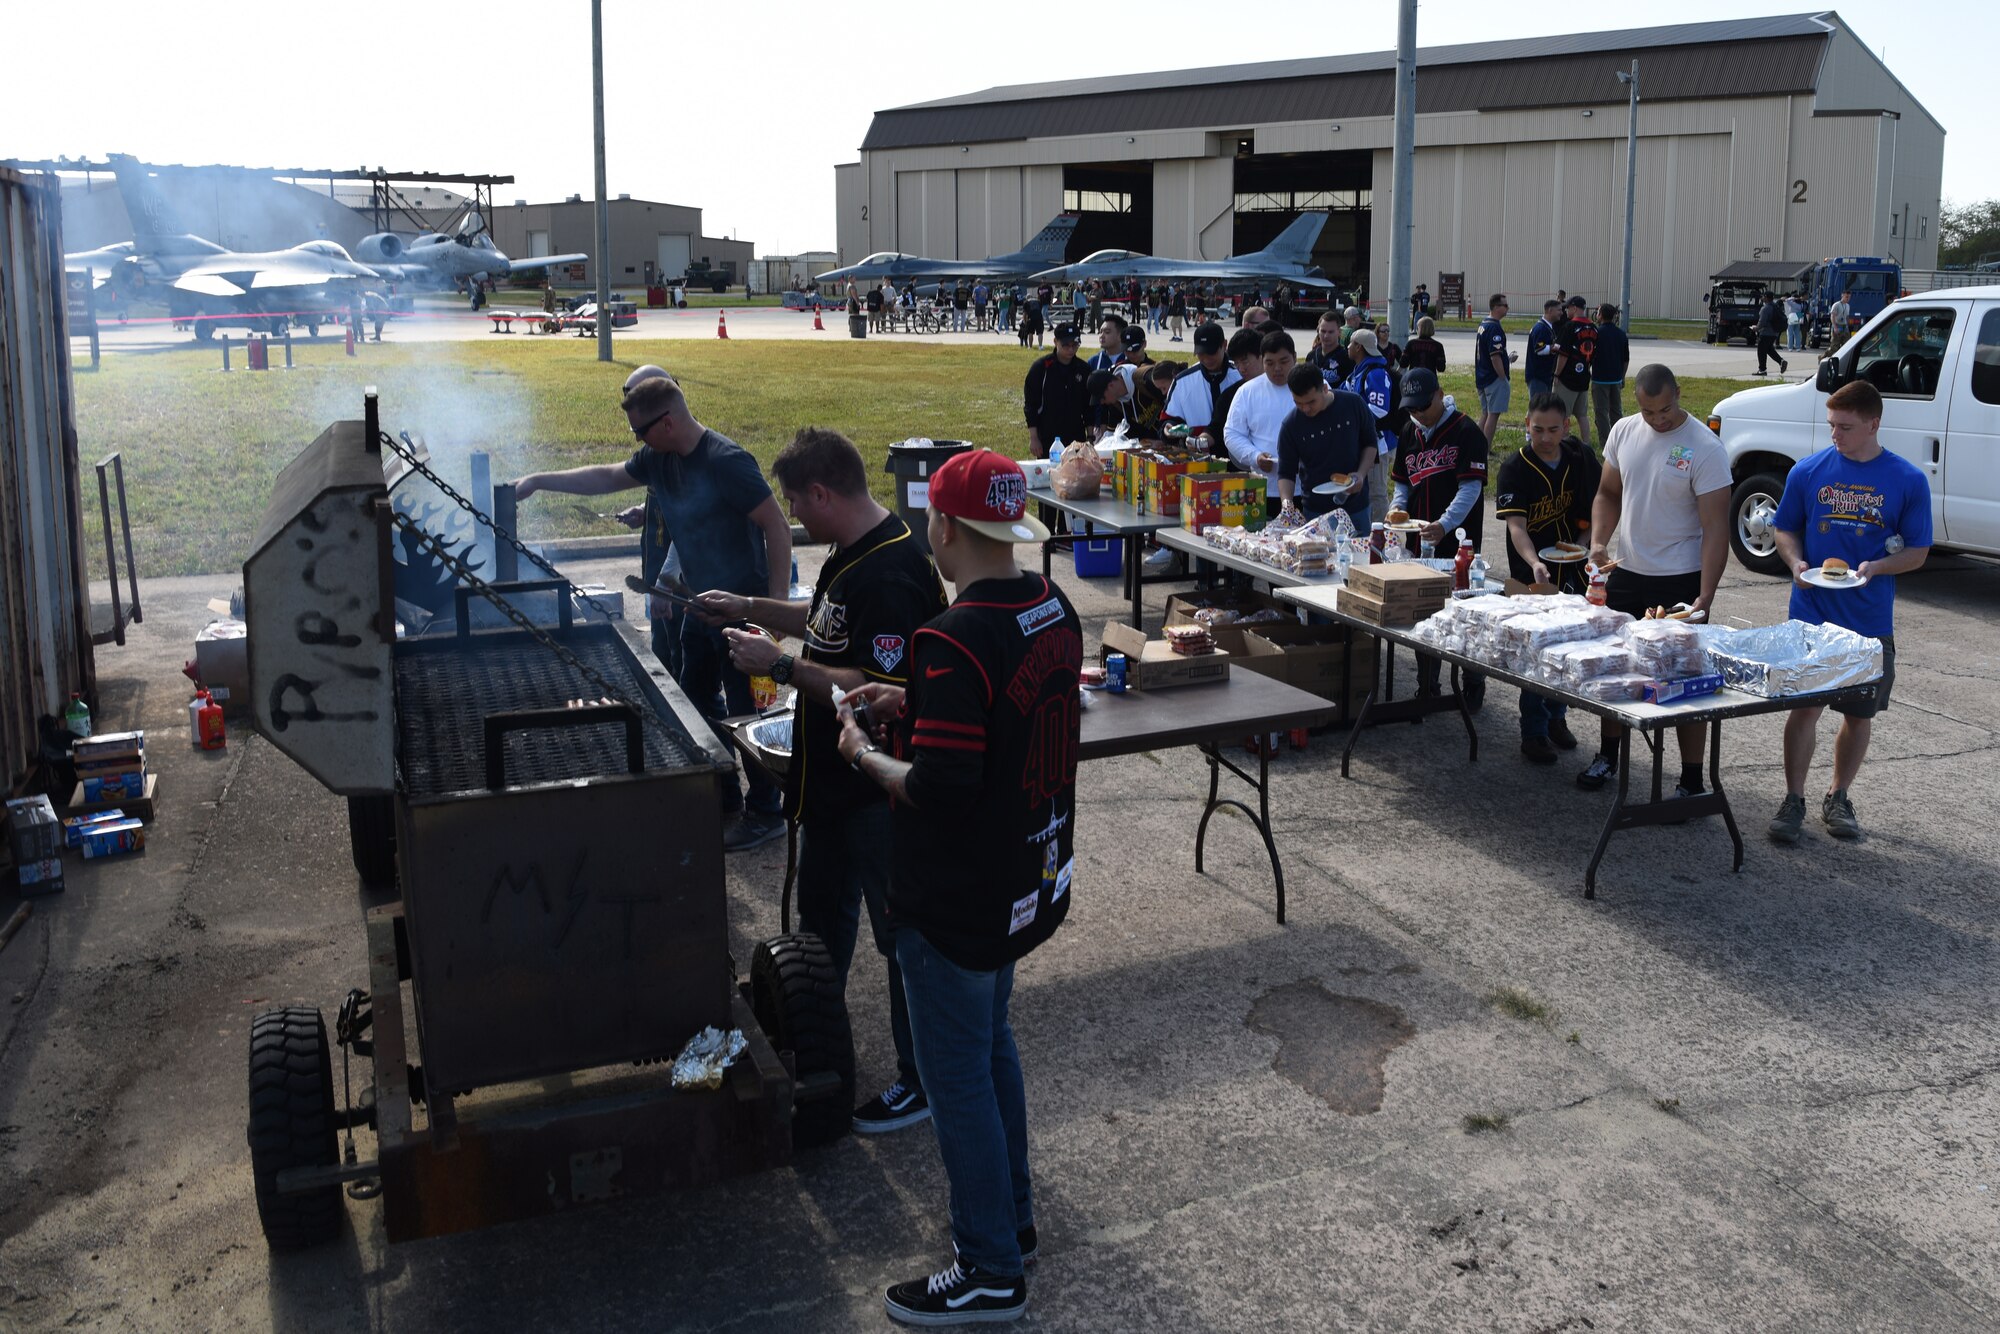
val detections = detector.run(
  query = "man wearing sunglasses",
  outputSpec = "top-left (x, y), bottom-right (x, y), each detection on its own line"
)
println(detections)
top-left (514, 375), bottom-right (794, 850)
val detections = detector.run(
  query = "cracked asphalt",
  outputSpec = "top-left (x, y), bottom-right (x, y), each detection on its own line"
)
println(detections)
top-left (1, 529), bottom-right (1995, 1331)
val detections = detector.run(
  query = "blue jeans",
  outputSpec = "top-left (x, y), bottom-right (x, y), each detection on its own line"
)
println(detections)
top-left (1525, 378), bottom-right (1552, 404)
top-left (1519, 687), bottom-right (1569, 739)
top-left (679, 619), bottom-right (782, 816)
top-left (895, 928), bottom-right (1032, 1278)
top-left (797, 805), bottom-right (918, 1090)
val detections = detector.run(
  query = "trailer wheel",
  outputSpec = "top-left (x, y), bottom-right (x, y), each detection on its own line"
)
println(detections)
top-left (347, 795), bottom-right (396, 887)
top-left (749, 933), bottom-right (854, 1149)
top-left (247, 1006), bottom-right (342, 1250)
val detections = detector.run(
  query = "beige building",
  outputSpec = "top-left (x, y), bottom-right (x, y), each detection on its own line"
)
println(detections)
top-left (835, 12), bottom-right (1942, 320)
top-left (482, 196), bottom-right (754, 290)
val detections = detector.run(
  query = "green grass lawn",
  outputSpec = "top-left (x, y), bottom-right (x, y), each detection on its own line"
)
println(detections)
top-left (70, 338), bottom-right (1748, 578)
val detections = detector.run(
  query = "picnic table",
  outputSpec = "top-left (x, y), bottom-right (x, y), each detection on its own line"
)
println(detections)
top-left (1275, 583), bottom-right (1877, 898)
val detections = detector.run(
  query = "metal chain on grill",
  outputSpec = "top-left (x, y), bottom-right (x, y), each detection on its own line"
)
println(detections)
top-left (388, 510), bottom-right (673, 740)
top-left (377, 429), bottom-right (620, 621)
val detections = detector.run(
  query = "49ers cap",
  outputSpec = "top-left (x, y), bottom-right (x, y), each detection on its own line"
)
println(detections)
top-left (927, 449), bottom-right (1053, 544)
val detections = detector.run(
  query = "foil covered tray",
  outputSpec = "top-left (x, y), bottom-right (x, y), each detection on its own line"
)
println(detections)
top-left (1702, 621), bottom-right (1882, 698)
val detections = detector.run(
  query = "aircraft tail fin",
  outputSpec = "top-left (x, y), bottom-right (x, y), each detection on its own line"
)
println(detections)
top-left (1251, 212), bottom-right (1329, 266)
top-left (108, 154), bottom-right (197, 254)
top-left (1018, 212), bottom-right (1082, 263)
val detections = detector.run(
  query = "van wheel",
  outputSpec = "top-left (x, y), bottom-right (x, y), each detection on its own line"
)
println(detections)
top-left (1729, 472), bottom-right (1790, 575)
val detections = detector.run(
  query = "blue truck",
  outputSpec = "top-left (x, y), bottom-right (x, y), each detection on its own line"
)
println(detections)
top-left (1801, 256), bottom-right (1900, 347)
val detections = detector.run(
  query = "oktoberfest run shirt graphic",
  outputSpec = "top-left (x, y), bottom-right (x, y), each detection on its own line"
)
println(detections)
top-left (1773, 445), bottom-right (1933, 639)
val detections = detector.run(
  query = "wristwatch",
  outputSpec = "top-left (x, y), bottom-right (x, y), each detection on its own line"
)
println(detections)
top-left (771, 652), bottom-right (795, 685)
top-left (849, 742), bottom-right (878, 773)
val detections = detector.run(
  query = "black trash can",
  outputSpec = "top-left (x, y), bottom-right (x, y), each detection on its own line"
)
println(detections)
top-left (883, 439), bottom-right (973, 553)
top-left (848, 314), bottom-right (867, 339)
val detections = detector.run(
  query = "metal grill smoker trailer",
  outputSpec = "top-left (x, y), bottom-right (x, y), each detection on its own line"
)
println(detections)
top-left (240, 399), bottom-right (852, 1247)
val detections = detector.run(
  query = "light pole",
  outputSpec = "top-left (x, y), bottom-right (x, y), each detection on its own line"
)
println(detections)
top-left (591, 0), bottom-right (612, 363)
top-left (1616, 60), bottom-right (1639, 332)
top-left (1385, 0), bottom-right (1417, 346)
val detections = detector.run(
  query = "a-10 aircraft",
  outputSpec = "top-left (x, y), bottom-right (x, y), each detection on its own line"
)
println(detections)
top-left (356, 212), bottom-right (588, 288)
top-left (1029, 211), bottom-right (1335, 290)
top-left (816, 212), bottom-right (1081, 288)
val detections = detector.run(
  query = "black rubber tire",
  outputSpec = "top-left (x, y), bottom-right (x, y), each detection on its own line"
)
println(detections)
top-left (247, 1006), bottom-right (342, 1250)
top-left (1729, 471), bottom-right (1792, 576)
top-left (347, 795), bottom-right (396, 887)
top-left (749, 933), bottom-right (854, 1149)
top-left (192, 311), bottom-right (213, 343)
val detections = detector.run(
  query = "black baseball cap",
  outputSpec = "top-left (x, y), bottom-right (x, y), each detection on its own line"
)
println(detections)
top-left (1565, 295), bottom-right (1588, 311)
top-left (1124, 325), bottom-right (1147, 349)
top-left (1400, 367), bottom-right (1441, 410)
top-left (1192, 322), bottom-right (1225, 353)
top-left (1053, 322), bottom-right (1080, 343)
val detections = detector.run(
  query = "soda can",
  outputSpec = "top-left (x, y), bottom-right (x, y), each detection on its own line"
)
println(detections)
top-left (1105, 653), bottom-right (1128, 693)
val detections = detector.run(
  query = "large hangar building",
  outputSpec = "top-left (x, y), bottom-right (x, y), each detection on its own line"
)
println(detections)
top-left (835, 12), bottom-right (1941, 320)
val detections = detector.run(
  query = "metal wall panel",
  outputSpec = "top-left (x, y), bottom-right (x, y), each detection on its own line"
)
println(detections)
top-left (0, 167), bottom-right (93, 791)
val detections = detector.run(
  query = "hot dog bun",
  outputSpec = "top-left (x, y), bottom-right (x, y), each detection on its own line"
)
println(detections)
top-left (1385, 508), bottom-right (1409, 524)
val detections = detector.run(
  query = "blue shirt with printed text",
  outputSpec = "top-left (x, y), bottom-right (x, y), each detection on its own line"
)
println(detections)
top-left (1772, 445), bottom-right (1932, 638)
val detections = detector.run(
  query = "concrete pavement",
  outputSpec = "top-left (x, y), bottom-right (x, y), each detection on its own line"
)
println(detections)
top-left (1, 535), bottom-right (1995, 1331)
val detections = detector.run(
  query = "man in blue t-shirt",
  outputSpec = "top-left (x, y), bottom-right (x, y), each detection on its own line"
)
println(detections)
top-left (1767, 380), bottom-right (1932, 844)
top-left (1474, 294), bottom-right (1512, 444)
top-left (513, 376), bottom-right (795, 851)
top-left (1523, 299), bottom-right (1560, 403)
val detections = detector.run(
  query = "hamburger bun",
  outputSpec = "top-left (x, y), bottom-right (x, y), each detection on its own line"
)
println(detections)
top-left (1330, 472), bottom-right (1352, 488)
top-left (1385, 508), bottom-right (1410, 524)
top-left (1820, 557), bottom-right (1851, 581)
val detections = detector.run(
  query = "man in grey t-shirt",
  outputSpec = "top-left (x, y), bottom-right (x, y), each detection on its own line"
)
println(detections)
top-left (1579, 364), bottom-right (1732, 796)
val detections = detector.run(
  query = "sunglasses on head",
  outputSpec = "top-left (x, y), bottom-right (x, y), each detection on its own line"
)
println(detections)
top-left (631, 410), bottom-right (671, 440)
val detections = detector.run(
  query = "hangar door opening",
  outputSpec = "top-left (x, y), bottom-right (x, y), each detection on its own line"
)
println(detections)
top-left (657, 233), bottom-right (691, 280)
top-left (1234, 150), bottom-right (1372, 290)
top-left (1061, 163), bottom-right (1152, 260)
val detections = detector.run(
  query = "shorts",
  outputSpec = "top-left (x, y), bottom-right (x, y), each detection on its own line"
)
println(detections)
top-left (1604, 568), bottom-right (1701, 619)
top-left (1831, 635), bottom-right (1894, 718)
top-left (1551, 381), bottom-right (1587, 415)
top-left (1477, 379), bottom-right (1510, 415)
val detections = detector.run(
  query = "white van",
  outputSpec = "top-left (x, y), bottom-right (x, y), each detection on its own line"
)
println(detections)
top-left (1707, 286), bottom-right (2000, 573)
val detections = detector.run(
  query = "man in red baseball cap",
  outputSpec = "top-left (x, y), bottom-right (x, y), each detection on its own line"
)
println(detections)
top-left (836, 449), bottom-right (1079, 1325)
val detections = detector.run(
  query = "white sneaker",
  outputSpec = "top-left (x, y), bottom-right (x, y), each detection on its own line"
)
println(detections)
top-left (1143, 546), bottom-right (1176, 569)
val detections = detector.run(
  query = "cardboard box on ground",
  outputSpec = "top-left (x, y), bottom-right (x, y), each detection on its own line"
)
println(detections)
top-left (1234, 623), bottom-right (1379, 714)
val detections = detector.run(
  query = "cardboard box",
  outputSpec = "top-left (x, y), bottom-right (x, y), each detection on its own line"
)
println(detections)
top-left (73, 730), bottom-right (145, 763)
top-left (79, 818), bottom-right (146, 860)
top-left (7, 794), bottom-right (62, 863)
top-left (82, 770), bottom-right (148, 803)
top-left (1235, 623), bottom-right (1382, 712)
top-left (194, 620), bottom-right (250, 713)
top-left (1100, 621), bottom-right (1232, 690)
top-left (64, 809), bottom-right (129, 848)
top-left (1179, 472), bottom-right (1269, 531)
top-left (16, 857), bottom-right (64, 895)
top-left (1344, 563), bottom-right (1453, 604)
top-left (1644, 673), bottom-right (1724, 705)
top-left (1336, 586), bottom-right (1445, 627)
top-left (1163, 590), bottom-right (1293, 655)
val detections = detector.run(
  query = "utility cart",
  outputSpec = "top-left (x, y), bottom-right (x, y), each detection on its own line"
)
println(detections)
top-left (240, 394), bottom-right (852, 1247)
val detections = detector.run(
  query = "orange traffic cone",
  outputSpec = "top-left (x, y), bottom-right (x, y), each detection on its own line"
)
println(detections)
top-left (812, 307), bottom-right (824, 331)
top-left (717, 311), bottom-right (729, 339)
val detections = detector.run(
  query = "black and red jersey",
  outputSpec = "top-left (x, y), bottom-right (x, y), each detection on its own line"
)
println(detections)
top-left (891, 573), bottom-right (1083, 970)
top-left (1390, 409), bottom-right (1489, 556)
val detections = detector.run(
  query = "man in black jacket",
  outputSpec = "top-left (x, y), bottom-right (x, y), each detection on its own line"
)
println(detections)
top-left (838, 450), bottom-right (1080, 1326)
top-left (1756, 294), bottom-right (1791, 377)
top-left (1021, 324), bottom-right (1090, 455)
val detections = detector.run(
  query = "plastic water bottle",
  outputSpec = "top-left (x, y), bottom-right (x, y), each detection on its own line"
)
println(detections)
top-left (1470, 545), bottom-right (1490, 590)
top-left (64, 691), bottom-right (91, 739)
top-left (1049, 437), bottom-right (1064, 463)
top-left (1335, 543), bottom-right (1353, 585)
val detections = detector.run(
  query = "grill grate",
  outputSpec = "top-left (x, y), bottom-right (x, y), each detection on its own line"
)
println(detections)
top-left (395, 631), bottom-right (703, 797)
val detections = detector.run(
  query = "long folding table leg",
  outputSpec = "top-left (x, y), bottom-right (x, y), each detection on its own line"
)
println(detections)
top-left (1449, 663), bottom-right (1479, 762)
top-left (1710, 717), bottom-right (1744, 872)
top-left (1584, 729), bottom-right (1634, 899)
top-left (1193, 743), bottom-right (1287, 924)
top-left (1128, 536), bottom-right (1144, 628)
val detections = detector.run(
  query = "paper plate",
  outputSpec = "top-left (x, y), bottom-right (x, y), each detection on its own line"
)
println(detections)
top-left (1800, 567), bottom-right (1870, 590)
top-left (1311, 476), bottom-right (1357, 496)
top-left (1538, 545), bottom-right (1590, 564)
top-left (1383, 520), bottom-right (1426, 533)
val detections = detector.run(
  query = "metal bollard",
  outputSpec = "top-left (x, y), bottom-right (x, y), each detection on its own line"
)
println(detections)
top-left (283, 324), bottom-right (294, 369)
top-left (221, 334), bottom-right (231, 372)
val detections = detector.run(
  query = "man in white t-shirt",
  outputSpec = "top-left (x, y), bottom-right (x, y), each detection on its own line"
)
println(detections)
top-left (1221, 327), bottom-right (1299, 480)
top-left (1579, 364), bottom-right (1733, 795)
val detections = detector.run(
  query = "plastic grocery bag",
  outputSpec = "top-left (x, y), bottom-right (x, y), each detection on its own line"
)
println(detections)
top-left (1051, 439), bottom-right (1105, 499)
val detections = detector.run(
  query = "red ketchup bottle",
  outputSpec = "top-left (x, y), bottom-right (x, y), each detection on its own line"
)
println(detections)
top-left (1368, 522), bottom-right (1387, 565)
top-left (1453, 531), bottom-right (1474, 591)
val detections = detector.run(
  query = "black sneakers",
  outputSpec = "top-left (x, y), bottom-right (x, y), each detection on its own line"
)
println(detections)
top-left (1521, 735), bottom-right (1559, 765)
top-left (722, 810), bottom-right (786, 852)
top-left (885, 1261), bottom-right (1027, 1326)
top-left (1576, 754), bottom-right (1618, 790)
top-left (853, 1081), bottom-right (931, 1134)
top-left (1547, 718), bottom-right (1579, 750)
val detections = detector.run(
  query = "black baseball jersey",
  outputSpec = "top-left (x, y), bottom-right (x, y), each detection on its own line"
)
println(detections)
top-left (1493, 438), bottom-right (1601, 591)
top-left (791, 513), bottom-right (948, 823)
top-left (1390, 409), bottom-right (1489, 556)
top-left (891, 573), bottom-right (1082, 971)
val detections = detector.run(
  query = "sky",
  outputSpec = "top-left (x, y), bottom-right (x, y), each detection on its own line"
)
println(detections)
top-left (7, 0), bottom-right (1992, 254)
